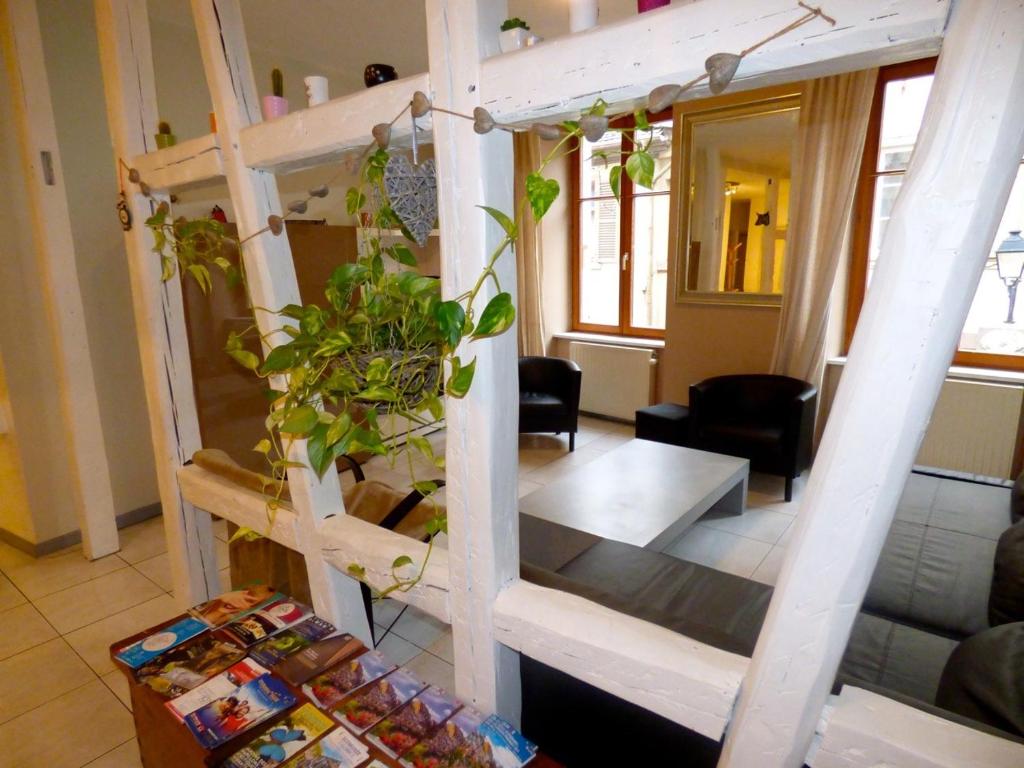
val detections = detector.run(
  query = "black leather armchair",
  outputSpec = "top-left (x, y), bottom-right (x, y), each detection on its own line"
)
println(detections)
top-left (689, 374), bottom-right (817, 501)
top-left (519, 356), bottom-right (582, 451)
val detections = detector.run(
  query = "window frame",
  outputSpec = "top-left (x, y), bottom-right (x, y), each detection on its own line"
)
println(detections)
top-left (844, 57), bottom-right (1024, 371)
top-left (570, 109), bottom-right (671, 339)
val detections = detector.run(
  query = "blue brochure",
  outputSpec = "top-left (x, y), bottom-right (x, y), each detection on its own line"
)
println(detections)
top-left (115, 616), bottom-right (209, 668)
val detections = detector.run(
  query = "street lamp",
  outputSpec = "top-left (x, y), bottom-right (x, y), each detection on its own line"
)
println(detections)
top-left (995, 230), bottom-right (1024, 324)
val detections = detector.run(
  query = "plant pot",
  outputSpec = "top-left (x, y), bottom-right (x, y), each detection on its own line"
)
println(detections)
top-left (261, 95), bottom-right (289, 121)
top-left (154, 133), bottom-right (177, 149)
top-left (637, 0), bottom-right (670, 11)
top-left (499, 27), bottom-right (529, 53)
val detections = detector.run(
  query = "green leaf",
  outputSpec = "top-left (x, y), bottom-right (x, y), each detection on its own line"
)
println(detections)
top-left (326, 412), bottom-right (352, 447)
top-left (253, 439), bottom-right (272, 455)
top-left (471, 292), bottom-right (515, 340)
top-left (186, 264), bottom-right (212, 294)
top-left (347, 563), bottom-right (366, 579)
top-left (227, 349), bottom-right (260, 371)
top-left (478, 205), bottom-right (518, 240)
top-left (305, 422), bottom-right (332, 478)
top-left (446, 356), bottom-right (476, 398)
top-left (260, 344), bottom-right (298, 374)
top-left (392, 555), bottom-right (413, 569)
top-left (625, 150), bottom-right (655, 190)
top-left (633, 109), bottom-right (651, 130)
top-left (314, 330), bottom-right (352, 357)
top-left (228, 526), bottom-right (263, 544)
top-left (525, 173), bottom-right (560, 221)
top-left (412, 480), bottom-right (438, 496)
top-left (609, 165), bottom-right (623, 202)
top-left (364, 356), bottom-right (390, 383)
top-left (387, 243), bottom-right (417, 266)
top-left (358, 385), bottom-right (398, 402)
top-left (408, 436), bottom-right (434, 463)
top-left (434, 301), bottom-right (466, 349)
top-left (279, 404), bottom-right (319, 435)
top-left (423, 394), bottom-right (444, 422)
top-left (588, 98), bottom-right (608, 117)
top-left (345, 187), bottom-right (366, 216)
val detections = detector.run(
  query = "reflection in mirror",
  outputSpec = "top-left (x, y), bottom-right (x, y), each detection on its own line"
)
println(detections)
top-left (678, 95), bottom-right (800, 305)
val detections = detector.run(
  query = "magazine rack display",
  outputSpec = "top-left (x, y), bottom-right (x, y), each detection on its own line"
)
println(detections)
top-left (109, 592), bottom-right (561, 768)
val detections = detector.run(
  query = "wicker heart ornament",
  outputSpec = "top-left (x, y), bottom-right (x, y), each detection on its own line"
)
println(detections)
top-left (383, 155), bottom-right (437, 246)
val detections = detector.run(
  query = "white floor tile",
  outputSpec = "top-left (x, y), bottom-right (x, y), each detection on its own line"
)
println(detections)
top-left (746, 490), bottom-right (800, 516)
top-left (33, 567), bottom-right (163, 634)
top-left (117, 516), bottom-right (167, 564)
top-left (404, 651), bottom-right (456, 692)
top-left (0, 680), bottom-right (135, 768)
top-left (518, 479), bottom-right (543, 498)
top-left (390, 606), bottom-right (447, 650)
top-left (0, 544), bottom-right (126, 601)
top-left (371, 598), bottom-right (405, 628)
top-left (0, 603), bottom-right (58, 661)
top-left (425, 629), bottom-right (454, 664)
top-left (134, 553), bottom-right (173, 592)
top-left (100, 670), bottom-right (133, 712)
top-left (64, 594), bottom-right (178, 675)
top-left (699, 507), bottom-right (793, 544)
top-left (751, 546), bottom-right (788, 586)
top-left (83, 739), bottom-right (142, 768)
top-left (375, 631), bottom-right (421, 665)
top-left (0, 573), bottom-right (25, 612)
top-left (664, 526), bottom-right (772, 579)
top-left (587, 433), bottom-right (630, 452)
top-left (0, 638), bottom-right (94, 723)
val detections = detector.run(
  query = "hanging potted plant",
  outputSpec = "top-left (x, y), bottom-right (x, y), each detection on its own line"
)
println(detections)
top-left (498, 17), bottom-right (531, 53)
top-left (154, 120), bottom-right (177, 149)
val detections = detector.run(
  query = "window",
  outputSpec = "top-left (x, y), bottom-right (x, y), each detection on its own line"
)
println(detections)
top-left (846, 59), bottom-right (1024, 369)
top-left (572, 112), bottom-right (672, 337)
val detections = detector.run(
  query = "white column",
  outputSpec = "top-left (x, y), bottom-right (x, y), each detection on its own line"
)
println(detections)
top-left (425, 0), bottom-right (522, 721)
top-left (94, 0), bottom-right (219, 602)
top-left (1, 0), bottom-right (120, 559)
top-left (721, 2), bottom-right (1024, 766)
top-left (189, 0), bottom-right (371, 644)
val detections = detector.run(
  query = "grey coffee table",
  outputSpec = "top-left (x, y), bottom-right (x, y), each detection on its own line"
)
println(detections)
top-left (520, 439), bottom-right (749, 552)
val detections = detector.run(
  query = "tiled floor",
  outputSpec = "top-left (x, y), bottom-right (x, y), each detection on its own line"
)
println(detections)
top-left (0, 415), bottom-right (1010, 767)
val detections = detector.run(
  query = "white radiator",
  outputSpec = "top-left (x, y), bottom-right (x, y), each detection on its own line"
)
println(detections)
top-left (568, 342), bottom-right (656, 421)
top-left (916, 379), bottom-right (1023, 480)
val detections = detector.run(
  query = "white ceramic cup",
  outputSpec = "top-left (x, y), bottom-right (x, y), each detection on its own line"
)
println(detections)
top-left (569, 0), bottom-right (599, 32)
top-left (304, 76), bottom-right (329, 107)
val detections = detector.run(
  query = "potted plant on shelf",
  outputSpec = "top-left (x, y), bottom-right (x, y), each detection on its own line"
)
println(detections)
top-left (499, 17), bottom-right (531, 53)
top-left (154, 120), bottom-right (177, 149)
top-left (262, 68), bottom-right (289, 120)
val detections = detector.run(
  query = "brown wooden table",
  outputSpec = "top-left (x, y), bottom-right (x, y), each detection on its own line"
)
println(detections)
top-left (111, 615), bottom-right (561, 768)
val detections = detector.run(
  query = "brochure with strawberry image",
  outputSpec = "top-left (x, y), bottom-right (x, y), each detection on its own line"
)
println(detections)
top-left (166, 658), bottom-right (270, 722)
top-left (189, 584), bottom-right (280, 628)
top-left (274, 633), bottom-right (364, 686)
top-left (475, 714), bottom-right (537, 768)
top-left (220, 598), bottom-right (313, 647)
top-left (367, 686), bottom-right (461, 759)
top-left (222, 703), bottom-right (334, 768)
top-left (280, 727), bottom-right (369, 768)
top-left (249, 616), bottom-right (336, 668)
top-left (115, 616), bottom-right (209, 669)
top-left (135, 634), bottom-right (246, 697)
top-left (303, 650), bottom-right (395, 710)
top-left (333, 668), bottom-right (425, 735)
top-left (184, 673), bottom-right (296, 750)
top-left (401, 707), bottom-right (484, 768)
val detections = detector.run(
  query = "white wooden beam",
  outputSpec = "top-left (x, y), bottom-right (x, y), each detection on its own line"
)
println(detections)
top-left (239, 73), bottom-right (432, 174)
top-left (1, 0), bottom-right (120, 559)
top-left (190, 0), bottom-right (371, 646)
top-left (130, 133), bottom-right (223, 190)
top-left (426, 0), bottom-right (522, 722)
top-left (480, 0), bottom-right (948, 125)
top-left (720, 2), bottom-right (1024, 766)
top-left (94, 0), bottom-right (219, 601)
top-left (177, 465), bottom-right (299, 551)
top-left (809, 687), bottom-right (1024, 768)
top-left (494, 580), bottom-right (748, 740)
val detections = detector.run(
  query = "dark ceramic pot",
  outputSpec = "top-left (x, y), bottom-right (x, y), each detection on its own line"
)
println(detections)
top-left (364, 63), bottom-right (398, 88)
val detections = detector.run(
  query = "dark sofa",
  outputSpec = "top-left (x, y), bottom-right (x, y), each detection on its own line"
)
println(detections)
top-left (518, 473), bottom-right (1024, 765)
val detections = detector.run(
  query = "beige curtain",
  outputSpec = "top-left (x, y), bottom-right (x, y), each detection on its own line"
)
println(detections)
top-left (513, 132), bottom-right (547, 356)
top-left (771, 69), bottom-right (878, 384)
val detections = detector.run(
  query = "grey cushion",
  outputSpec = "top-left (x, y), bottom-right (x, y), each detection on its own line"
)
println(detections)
top-left (936, 622), bottom-right (1024, 737)
top-left (990, 521), bottom-right (1024, 627)
top-left (839, 612), bottom-right (958, 704)
top-left (864, 520), bottom-right (995, 638)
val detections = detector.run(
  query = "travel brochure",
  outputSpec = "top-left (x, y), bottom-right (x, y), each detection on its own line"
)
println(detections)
top-left (184, 674), bottom-right (296, 749)
top-left (220, 598), bottom-right (314, 647)
top-left (114, 584), bottom-right (537, 766)
top-left (222, 703), bottom-right (334, 768)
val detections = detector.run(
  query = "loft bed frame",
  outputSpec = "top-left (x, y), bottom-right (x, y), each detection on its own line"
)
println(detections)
top-left (87, 1), bottom-right (1024, 766)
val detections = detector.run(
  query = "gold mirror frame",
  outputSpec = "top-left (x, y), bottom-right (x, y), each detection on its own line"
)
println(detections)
top-left (671, 87), bottom-right (803, 307)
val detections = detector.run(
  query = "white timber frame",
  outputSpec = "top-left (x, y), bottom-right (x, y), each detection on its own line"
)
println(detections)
top-left (93, 0), bottom-right (1024, 766)
top-left (1, 0), bottom-right (120, 559)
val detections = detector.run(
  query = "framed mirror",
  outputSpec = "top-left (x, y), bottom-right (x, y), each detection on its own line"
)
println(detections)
top-left (674, 92), bottom-right (801, 306)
